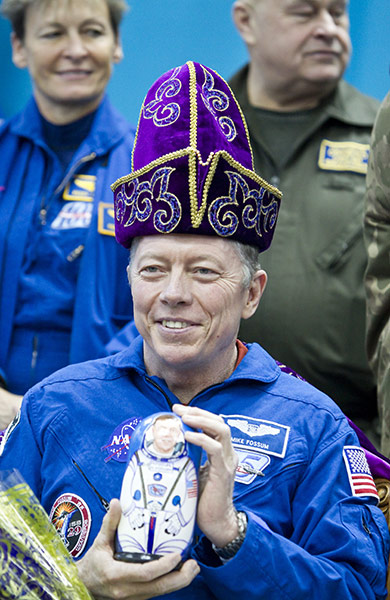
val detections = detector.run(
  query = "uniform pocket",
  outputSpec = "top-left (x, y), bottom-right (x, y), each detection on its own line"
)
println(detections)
top-left (315, 202), bottom-right (363, 271)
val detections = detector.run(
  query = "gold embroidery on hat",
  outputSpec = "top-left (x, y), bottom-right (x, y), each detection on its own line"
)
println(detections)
top-left (112, 148), bottom-right (281, 198)
top-left (187, 61), bottom-right (202, 229)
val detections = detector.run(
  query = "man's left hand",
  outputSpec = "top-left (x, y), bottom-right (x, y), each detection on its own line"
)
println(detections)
top-left (172, 404), bottom-right (239, 548)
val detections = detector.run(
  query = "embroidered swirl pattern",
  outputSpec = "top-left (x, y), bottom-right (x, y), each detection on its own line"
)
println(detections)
top-left (143, 66), bottom-right (182, 127)
top-left (209, 171), bottom-right (277, 238)
top-left (201, 67), bottom-right (237, 142)
top-left (116, 168), bottom-right (181, 234)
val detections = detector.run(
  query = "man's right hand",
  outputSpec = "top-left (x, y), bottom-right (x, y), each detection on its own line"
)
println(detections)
top-left (77, 499), bottom-right (200, 600)
top-left (0, 388), bottom-right (22, 430)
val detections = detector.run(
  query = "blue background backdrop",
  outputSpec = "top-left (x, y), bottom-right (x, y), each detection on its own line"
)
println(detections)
top-left (1, 0), bottom-right (389, 124)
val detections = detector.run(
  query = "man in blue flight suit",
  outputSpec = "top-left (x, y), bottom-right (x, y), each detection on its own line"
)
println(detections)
top-left (0, 61), bottom-right (388, 600)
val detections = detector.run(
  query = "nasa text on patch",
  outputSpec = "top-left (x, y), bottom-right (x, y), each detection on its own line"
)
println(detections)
top-left (318, 139), bottom-right (370, 174)
top-left (101, 416), bottom-right (142, 463)
top-left (221, 414), bottom-right (290, 458)
top-left (343, 446), bottom-right (379, 501)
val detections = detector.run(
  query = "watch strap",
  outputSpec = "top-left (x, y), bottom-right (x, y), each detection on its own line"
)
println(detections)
top-left (212, 510), bottom-right (247, 560)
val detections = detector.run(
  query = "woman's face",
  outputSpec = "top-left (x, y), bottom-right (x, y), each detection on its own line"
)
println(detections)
top-left (11, 0), bottom-right (123, 122)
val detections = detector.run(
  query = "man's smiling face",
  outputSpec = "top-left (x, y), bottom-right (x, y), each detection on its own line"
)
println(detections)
top-left (129, 234), bottom-right (261, 380)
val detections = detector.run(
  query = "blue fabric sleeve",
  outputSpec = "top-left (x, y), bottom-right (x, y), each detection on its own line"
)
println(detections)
top-left (0, 391), bottom-right (43, 497)
top-left (193, 432), bottom-right (389, 600)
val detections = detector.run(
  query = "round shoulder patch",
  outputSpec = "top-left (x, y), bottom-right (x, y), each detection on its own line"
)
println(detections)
top-left (49, 493), bottom-right (91, 558)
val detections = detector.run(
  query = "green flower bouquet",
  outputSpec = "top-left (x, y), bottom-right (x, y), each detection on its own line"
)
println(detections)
top-left (0, 469), bottom-right (92, 599)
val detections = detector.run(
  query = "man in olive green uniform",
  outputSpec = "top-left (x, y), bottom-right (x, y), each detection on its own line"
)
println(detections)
top-left (364, 92), bottom-right (390, 455)
top-left (231, 0), bottom-right (380, 430)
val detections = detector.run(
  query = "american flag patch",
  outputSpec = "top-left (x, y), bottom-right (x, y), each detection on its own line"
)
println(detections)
top-left (187, 479), bottom-right (198, 499)
top-left (343, 446), bottom-right (379, 501)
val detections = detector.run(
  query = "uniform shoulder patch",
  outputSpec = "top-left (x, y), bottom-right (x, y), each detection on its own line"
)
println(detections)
top-left (50, 493), bottom-right (91, 557)
top-left (318, 139), bottom-right (370, 174)
top-left (343, 445), bottom-right (379, 501)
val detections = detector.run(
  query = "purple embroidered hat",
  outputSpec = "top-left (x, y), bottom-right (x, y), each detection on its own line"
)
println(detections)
top-left (111, 61), bottom-right (282, 251)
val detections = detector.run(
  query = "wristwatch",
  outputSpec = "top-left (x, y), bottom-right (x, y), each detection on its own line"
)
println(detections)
top-left (212, 510), bottom-right (247, 560)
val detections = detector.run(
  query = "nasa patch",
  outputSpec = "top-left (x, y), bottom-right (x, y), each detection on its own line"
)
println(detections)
top-left (101, 416), bottom-right (142, 463)
top-left (50, 493), bottom-right (91, 558)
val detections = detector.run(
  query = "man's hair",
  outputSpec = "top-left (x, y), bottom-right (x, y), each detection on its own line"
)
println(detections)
top-left (230, 240), bottom-right (261, 288)
top-left (0, 0), bottom-right (129, 39)
top-left (153, 415), bottom-right (179, 426)
top-left (128, 237), bottom-right (261, 289)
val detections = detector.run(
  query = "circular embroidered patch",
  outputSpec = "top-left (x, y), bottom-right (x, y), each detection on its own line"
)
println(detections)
top-left (49, 493), bottom-right (91, 558)
top-left (101, 416), bottom-right (142, 463)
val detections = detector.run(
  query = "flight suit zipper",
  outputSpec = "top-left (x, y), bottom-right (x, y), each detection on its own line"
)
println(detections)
top-left (72, 459), bottom-right (110, 512)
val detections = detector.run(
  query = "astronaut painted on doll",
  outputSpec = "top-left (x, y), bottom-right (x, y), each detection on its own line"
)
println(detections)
top-left (116, 414), bottom-right (198, 560)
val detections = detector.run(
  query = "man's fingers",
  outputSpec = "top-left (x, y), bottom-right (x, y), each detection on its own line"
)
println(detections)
top-left (98, 498), bottom-right (123, 544)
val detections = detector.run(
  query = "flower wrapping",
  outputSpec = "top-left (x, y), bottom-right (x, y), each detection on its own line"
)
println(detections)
top-left (0, 469), bottom-right (91, 599)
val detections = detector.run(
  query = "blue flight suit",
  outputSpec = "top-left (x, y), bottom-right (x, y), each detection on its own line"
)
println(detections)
top-left (0, 96), bottom-right (135, 393)
top-left (0, 336), bottom-right (388, 599)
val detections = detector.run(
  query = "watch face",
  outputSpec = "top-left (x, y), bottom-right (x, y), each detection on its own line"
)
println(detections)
top-left (115, 412), bottom-right (202, 563)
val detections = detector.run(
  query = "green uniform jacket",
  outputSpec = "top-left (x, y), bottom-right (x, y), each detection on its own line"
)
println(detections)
top-left (230, 65), bottom-right (380, 420)
top-left (364, 91), bottom-right (390, 454)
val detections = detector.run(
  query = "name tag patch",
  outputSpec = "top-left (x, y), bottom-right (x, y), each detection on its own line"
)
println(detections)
top-left (51, 201), bottom-right (93, 230)
top-left (318, 139), bottom-right (369, 174)
top-left (222, 414), bottom-right (290, 458)
top-left (98, 202), bottom-right (116, 236)
top-left (63, 174), bottom-right (96, 202)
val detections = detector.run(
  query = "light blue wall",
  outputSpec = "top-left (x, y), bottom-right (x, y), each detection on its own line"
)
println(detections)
top-left (1, 0), bottom-right (389, 123)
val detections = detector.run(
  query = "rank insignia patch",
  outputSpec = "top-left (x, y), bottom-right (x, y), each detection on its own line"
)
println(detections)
top-left (98, 202), bottom-right (116, 236)
top-left (343, 446), bottom-right (379, 501)
top-left (318, 139), bottom-right (370, 174)
top-left (50, 493), bottom-right (91, 557)
top-left (63, 174), bottom-right (96, 201)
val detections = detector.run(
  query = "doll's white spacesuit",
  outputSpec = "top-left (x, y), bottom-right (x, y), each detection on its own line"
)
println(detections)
top-left (116, 414), bottom-right (198, 559)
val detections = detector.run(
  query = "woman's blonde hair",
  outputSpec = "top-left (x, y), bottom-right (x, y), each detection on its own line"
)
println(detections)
top-left (1, 0), bottom-right (129, 39)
